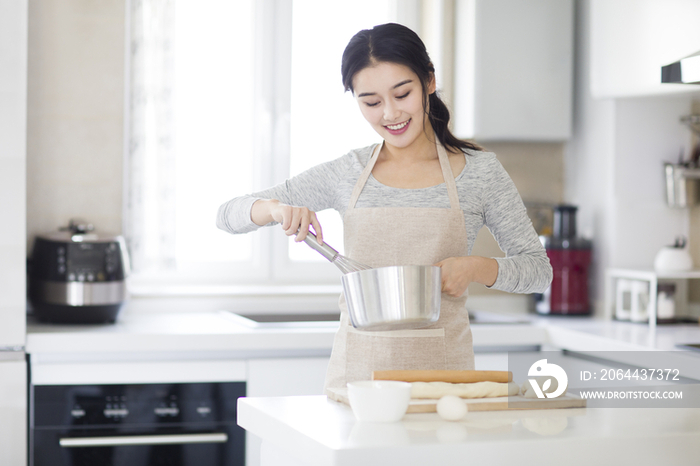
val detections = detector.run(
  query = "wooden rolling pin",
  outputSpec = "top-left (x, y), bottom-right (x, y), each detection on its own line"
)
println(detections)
top-left (372, 370), bottom-right (512, 384)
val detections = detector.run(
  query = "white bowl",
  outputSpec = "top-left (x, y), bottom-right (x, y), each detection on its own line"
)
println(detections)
top-left (347, 381), bottom-right (412, 423)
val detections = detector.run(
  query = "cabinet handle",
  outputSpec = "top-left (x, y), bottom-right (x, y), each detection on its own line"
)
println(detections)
top-left (59, 432), bottom-right (228, 448)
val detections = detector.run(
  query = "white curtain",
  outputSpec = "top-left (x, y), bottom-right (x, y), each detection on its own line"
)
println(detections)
top-left (126, 0), bottom-right (177, 273)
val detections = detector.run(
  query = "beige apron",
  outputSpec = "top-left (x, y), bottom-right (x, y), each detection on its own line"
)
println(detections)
top-left (324, 141), bottom-right (475, 394)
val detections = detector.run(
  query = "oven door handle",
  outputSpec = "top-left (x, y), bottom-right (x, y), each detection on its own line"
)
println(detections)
top-left (59, 432), bottom-right (228, 448)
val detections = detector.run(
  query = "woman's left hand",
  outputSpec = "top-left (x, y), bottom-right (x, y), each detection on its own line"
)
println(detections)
top-left (434, 257), bottom-right (473, 297)
top-left (434, 256), bottom-right (498, 297)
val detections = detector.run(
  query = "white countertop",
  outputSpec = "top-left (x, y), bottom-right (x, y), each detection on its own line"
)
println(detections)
top-left (25, 307), bottom-right (700, 386)
top-left (532, 314), bottom-right (700, 351)
top-left (237, 394), bottom-right (700, 466)
top-left (26, 312), bottom-right (335, 354)
top-left (26, 310), bottom-right (337, 358)
top-left (25, 308), bottom-right (552, 356)
top-left (26, 307), bottom-right (700, 358)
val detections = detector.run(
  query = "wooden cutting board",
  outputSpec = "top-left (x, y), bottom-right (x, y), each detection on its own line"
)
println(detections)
top-left (327, 387), bottom-right (585, 413)
top-left (329, 369), bottom-right (586, 412)
top-left (406, 394), bottom-right (586, 413)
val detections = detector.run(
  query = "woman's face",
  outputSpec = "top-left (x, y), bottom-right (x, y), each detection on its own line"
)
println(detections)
top-left (352, 62), bottom-right (435, 151)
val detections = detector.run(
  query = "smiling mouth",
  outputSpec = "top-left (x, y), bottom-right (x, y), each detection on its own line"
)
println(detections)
top-left (384, 119), bottom-right (411, 131)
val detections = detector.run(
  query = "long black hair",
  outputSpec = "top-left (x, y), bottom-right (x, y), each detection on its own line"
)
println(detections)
top-left (341, 23), bottom-right (481, 154)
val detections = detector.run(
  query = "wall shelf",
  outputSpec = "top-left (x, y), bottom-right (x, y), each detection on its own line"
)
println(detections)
top-left (604, 268), bottom-right (700, 328)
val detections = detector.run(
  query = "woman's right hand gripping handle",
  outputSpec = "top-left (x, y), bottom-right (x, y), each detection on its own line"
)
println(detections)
top-left (251, 199), bottom-right (323, 244)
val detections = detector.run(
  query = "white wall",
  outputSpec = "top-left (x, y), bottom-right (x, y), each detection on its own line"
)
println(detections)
top-left (611, 96), bottom-right (691, 268)
top-left (567, 0), bottom-right (697, 315)
top-left (26, 0), bottom-right (125, 249)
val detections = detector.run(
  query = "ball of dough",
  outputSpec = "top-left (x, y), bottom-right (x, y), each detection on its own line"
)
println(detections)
top-left (436, 395), bottom-right (468, 421)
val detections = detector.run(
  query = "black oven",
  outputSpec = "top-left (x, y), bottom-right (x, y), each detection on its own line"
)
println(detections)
top-left (31, 382), bottom-right (246, 466)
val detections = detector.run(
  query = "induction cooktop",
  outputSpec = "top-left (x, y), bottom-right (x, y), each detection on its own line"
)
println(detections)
top-left (676, 343), bottom-right (700, 352)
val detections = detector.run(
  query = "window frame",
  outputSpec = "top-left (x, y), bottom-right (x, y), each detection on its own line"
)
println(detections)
top-left (124, 0), bottom-right (422, 294)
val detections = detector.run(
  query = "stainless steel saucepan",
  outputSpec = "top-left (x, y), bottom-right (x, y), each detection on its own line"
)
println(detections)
top-left (301, 232), bottom-right (441, 331)
top-left (342, 265), bottom-right (441, 331)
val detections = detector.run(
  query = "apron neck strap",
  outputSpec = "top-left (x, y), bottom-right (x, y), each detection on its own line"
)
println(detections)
top-left (348, 143), bottom-right (382, 209)
top-left (348, 141), bottom-right (461, 210)
top-left (436, 143), bottom-right (461, 210)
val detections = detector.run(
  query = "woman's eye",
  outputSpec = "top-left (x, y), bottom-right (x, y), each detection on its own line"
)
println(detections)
top-left (397, 92), bottom-right (410, 99)
top-left (365, 101), bottom-right (380, 107)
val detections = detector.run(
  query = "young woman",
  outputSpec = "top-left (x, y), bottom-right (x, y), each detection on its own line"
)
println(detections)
top-left (217, 23), bottom-right (552, 395)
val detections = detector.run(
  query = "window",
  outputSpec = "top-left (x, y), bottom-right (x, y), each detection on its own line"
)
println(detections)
top-left (126, 0), bottom-right (419, 289)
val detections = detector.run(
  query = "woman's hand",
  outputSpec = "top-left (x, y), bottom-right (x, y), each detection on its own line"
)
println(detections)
top-left (271, 202), bottom-right (323, 243)
top-left (251, 199), bottom-right (323, 243)
top-left (434, 256), bottom-right (498, 297)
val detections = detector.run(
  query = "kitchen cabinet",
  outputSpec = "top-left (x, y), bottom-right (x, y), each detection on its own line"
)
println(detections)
top-left (0, 0), bottom-right (27, 348)
top-left (589, 0), bottom-right (700, 98)
top-left (474, 352), bottom-right (509, 371)
top-left (0, 355), bottom-right (26, 466)
top-left (247, 357), bottom-right (330, 397)
top-left (246, 357), bottom-right (330, 466)
top-left (453, 0), bottom-right (573, 141)
top-left (0, 1), bottom-right (27, 466)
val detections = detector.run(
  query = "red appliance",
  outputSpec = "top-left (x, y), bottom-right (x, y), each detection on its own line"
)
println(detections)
top-left (535, 205), bottom-right (592, 315)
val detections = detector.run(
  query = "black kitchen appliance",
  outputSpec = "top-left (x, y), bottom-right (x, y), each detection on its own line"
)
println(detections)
top-left (29, 220), bottom-right (130, 323)
top-left (31, 382), bottom-right (246, 466)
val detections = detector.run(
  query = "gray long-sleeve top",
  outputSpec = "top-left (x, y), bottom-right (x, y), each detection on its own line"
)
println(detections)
top-left (217, 144), bottom-right (552, 294)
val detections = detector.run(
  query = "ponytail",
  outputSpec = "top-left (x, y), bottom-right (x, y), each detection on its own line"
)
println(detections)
top-left (427, 92), bottom-right (482, 154)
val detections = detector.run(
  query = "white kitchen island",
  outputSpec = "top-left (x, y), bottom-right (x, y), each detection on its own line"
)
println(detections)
top-left (238, 394), bottom-right (700, 466)
top-left (26, 306), bottom-right (700, 466)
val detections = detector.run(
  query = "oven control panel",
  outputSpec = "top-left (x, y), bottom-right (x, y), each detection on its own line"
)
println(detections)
top-left (34, 382), bottom-right (244, 427)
